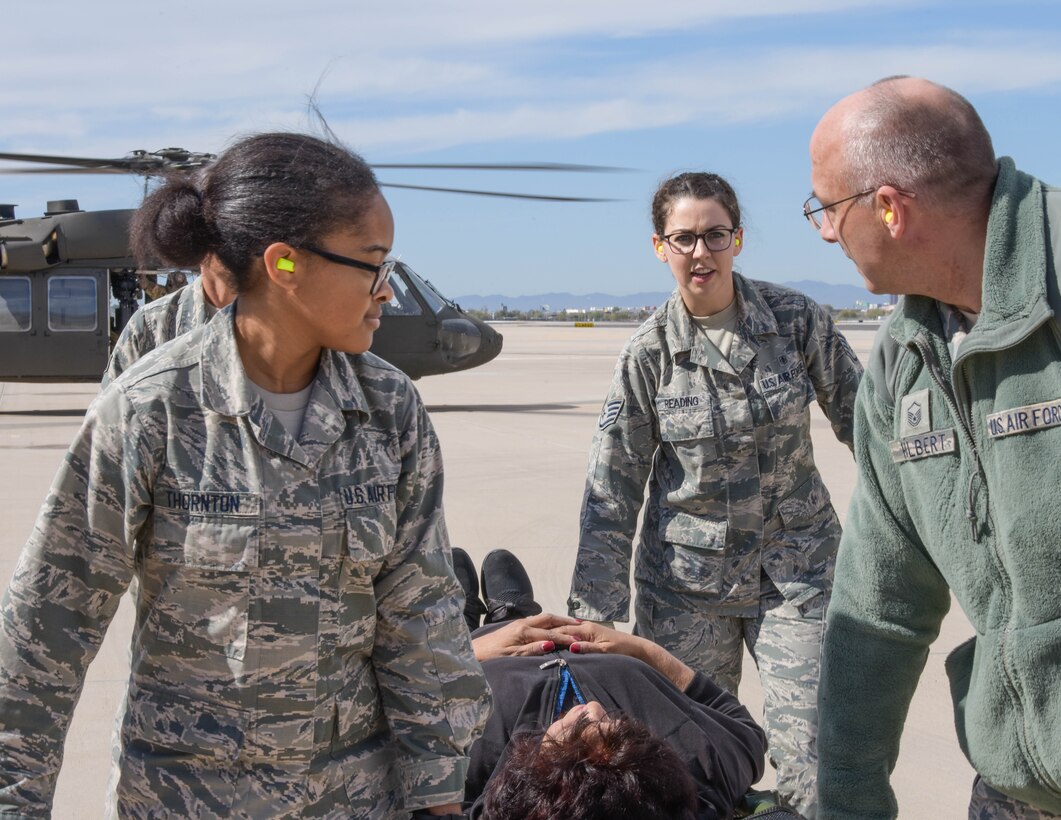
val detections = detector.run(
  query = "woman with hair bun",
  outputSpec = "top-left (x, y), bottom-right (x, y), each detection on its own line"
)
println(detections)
top-left (568, 171), bottom-right (863, 818)
top-left (0, 133), bottom-right (490, 818)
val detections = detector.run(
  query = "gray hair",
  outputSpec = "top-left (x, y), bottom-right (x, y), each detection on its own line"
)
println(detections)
top-left (840, 76), bottom-right (997, 208)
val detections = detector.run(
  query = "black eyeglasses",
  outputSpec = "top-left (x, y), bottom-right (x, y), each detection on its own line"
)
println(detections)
top-left (802, 189), bottom-right (876, 229)
top-left (660, 227), bottom-right (739, 255)
top-left (301, 244), bottom-right (395, 295)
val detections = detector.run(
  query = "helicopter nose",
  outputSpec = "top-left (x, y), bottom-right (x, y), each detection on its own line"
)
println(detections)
top-left (439, 317), bottom-right (503, 369)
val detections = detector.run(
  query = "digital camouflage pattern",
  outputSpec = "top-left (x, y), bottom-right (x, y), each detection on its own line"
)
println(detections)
top-left (102, 275), bottom-right (212, 386)
top-left (569, 273), bottom-right (862, 623)
top-left (635, 580), bottom-right (827, 819)
top-left (568, 273), bottom-right (862, 819)
top-left (969, 777), bottom-right (1061, 820)
top-left (0, 306), bottom-right (491, 817)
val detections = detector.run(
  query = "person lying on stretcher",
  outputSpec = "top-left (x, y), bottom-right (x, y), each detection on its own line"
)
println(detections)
top-left (444, 549), bottom-right (783, 820)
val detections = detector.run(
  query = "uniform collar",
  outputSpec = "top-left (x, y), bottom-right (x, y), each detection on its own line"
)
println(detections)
top-left (199, 302), bottom-right (370, 466)
top-left (663, 272), bottom-right (778, 372)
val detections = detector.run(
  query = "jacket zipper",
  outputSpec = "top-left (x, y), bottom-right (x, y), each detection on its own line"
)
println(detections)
top-left (540, 656), bottom-right (587, 719)
top-left (911, 334), bottom-right (988, 542)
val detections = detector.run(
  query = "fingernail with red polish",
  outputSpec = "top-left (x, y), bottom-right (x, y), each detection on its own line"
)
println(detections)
top-left (570, 643), bottom-right (581, 653)
top-left (541, 641), bottom-right (555, 652)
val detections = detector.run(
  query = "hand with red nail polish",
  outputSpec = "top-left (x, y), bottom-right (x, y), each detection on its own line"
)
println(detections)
top-left (471, 613), bottom-right (581, 661)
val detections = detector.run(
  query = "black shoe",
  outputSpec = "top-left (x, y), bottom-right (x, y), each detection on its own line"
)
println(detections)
top-left (481, 549), bottom-right (543, 624)
top-left (451, 547), bottom-right (487, 631)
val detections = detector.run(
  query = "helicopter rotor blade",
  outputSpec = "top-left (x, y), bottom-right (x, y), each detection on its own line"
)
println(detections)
top-left (371, 162), bottom-right (631, 173)
top-left (0, 150), bottom-right (624, 199)
top-left (0, 149), bottom-right (215, 174)
top-left (379, 182), bottom-right (618, 202)
top-left (0, 166), bottom-right (132, 175)
top-left (0, 150), bottom-right (138, 169)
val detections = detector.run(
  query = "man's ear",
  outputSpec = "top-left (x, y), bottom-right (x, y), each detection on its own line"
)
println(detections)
top-left (876, 186), bottom-right (908, 238)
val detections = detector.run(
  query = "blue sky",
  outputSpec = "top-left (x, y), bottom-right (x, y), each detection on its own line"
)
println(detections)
top-left (5, 0), bottom-right (1061, 300)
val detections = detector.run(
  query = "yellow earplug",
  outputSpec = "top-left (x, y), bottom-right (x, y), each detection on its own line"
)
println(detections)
top-left (656, 243), bottom-right (665, 253)
top-left (735, 237), bottom-right (741, 247)
top-left (884, 210), bottom-right (894, 224)
top-left (277, 257), bottom-right (295, 272)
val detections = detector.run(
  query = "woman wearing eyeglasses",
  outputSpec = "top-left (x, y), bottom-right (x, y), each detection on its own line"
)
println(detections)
top-left (0, 133), bottom-right (489, 818)
top-left (568, 171), bottom-right (862, 819)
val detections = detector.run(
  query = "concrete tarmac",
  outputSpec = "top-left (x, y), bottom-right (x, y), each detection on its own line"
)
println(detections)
top-left (0, 322), bottom-right (974, 817)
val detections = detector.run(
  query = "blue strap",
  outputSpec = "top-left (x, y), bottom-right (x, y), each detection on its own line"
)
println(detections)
top-left (553, 665), bottom-right (588, 719)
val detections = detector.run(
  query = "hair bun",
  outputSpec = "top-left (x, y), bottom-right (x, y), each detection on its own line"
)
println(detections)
top-left (130, 175), bottom-right (213, 268)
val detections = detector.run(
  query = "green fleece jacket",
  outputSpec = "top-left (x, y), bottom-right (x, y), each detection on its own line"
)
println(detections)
top-left (818, 158), bottom-right (1061, 817)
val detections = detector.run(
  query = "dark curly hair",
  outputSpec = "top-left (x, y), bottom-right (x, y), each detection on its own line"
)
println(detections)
top-left (651, 172), bottom-right (741, 236)
top-left (130, 132), bottom-right (379, 292)
top-left (481, 713), bottom-right (697, 820)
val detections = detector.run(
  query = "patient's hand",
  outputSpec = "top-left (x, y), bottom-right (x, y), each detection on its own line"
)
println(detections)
top-left (473, 613), bottom-right (581, 661)
top-left (556, 622), bottom-right (695, 691)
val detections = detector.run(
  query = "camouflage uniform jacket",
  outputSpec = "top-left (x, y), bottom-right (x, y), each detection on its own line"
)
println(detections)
top-left (569, 274), bottom-right (862, 621)
top-left (102, 276), bottom-right (210, 386)
top-left (0, 306), bottom-right (491, 818)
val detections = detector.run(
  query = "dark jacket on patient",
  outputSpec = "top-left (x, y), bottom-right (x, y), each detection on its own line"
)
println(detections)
top-left (465, 650), bottom-right (767, 819)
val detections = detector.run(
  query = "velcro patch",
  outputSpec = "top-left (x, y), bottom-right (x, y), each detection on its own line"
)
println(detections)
top-left (890, 428), bottom-right (957, 463)
top-left (598, 399), bottom-right (624, 429)
top-left (986, 398), bottom-right (1061, 439)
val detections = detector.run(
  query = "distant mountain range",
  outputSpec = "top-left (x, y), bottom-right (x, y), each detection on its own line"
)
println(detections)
top-left (452, 279), bottom-right (883, 312)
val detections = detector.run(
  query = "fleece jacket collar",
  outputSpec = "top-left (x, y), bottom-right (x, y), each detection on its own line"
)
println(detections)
top-left (888, 157), bottom-right (1055, 361)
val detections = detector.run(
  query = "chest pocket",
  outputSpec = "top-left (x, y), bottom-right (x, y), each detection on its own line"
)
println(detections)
top-left (657, 393), bottom-right (715, 442)
top-left (145, 493), bottom-right (261, 661)
top-left (338, 481), bottom-right (399, 653)
top-left (759, 358), bottom-right (814, 423)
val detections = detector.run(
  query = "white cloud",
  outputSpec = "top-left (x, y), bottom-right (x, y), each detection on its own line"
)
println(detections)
top-left (285, 40), bottom-right (1061, 152)
top-left (4, 1), bottom-right (1061, 159)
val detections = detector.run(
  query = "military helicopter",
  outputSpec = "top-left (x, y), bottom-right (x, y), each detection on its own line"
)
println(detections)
top-left (0, 148), bottom-right (617, 382)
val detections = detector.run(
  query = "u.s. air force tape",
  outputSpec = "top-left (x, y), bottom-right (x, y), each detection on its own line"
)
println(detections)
top-left (986, 398), bottom-right (1061, 439)
top-left (890, 428), bottom-right (956, 463)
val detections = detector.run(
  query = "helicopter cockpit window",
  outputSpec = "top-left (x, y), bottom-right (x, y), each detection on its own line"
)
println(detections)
top-left (403, 266), bottom-right (452, 315)
top-left (47, 276), bottom-right (97, 332)
top-left (382, 272), bottom-right (423, 316)
top-left (0, 278), bottom-right (32, 332)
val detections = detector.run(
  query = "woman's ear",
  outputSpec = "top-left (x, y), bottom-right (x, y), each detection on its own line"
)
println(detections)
top-left (262, 242), bottom-right (301, 291)
top-left (732, 228), bottom-right (744, 257)
top-left (652, 235), bottom-right (667, 263)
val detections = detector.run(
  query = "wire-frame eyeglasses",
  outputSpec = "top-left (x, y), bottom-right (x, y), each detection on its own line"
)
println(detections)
top-left (802, 189), bottom-right (877, 229)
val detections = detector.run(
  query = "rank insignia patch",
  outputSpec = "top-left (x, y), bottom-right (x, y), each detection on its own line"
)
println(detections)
top-left (900, 388), bottom-right (931, 437)
top-left (598, 399), bottom-right (624, 429)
